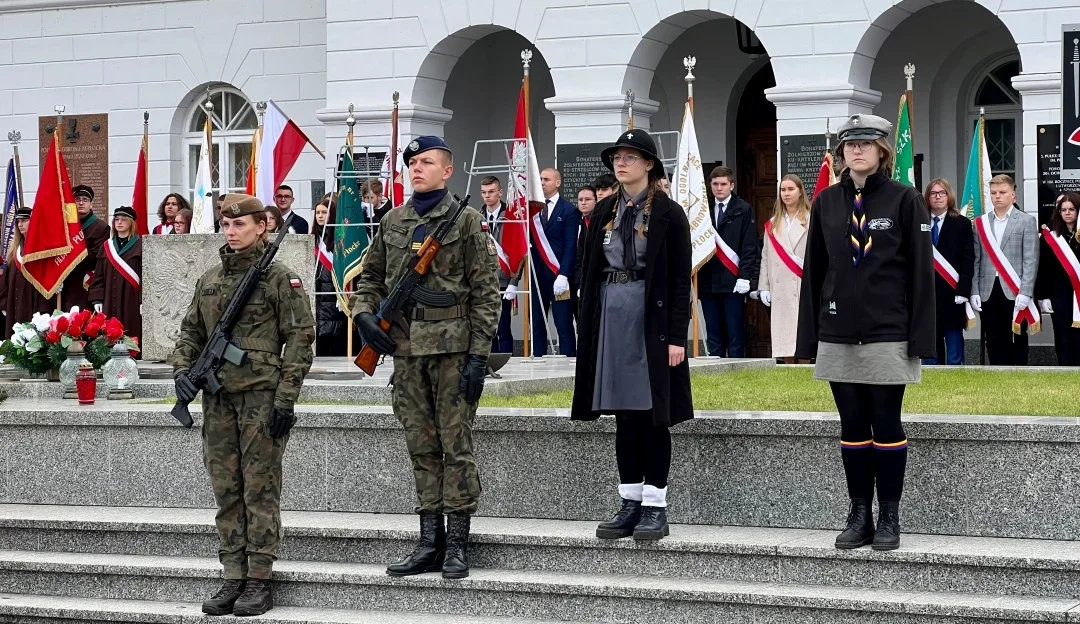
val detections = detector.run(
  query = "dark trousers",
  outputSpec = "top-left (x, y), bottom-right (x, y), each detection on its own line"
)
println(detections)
top-left (615, 412), bottom-right (671, 488)
top-left (982, 281), bottom-right (1029, 365)
top-left (924, 328), bottom-right (965, 365)
top-left (700, 293), bottom-right (745, 357)
top-left (830, 382), bottom-right (908, 503)
top-left (1050, 292), bottom-right (1080, 366)
top-left (530, 268), bottom-right (576, 357)
top-left (492, 298), bottom-right (514, 354)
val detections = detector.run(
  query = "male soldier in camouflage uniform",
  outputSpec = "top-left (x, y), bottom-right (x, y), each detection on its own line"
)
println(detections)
top-left (168, 194), bottom-right (315, 616)
top-left (352, 135), bottom-right (500, 580)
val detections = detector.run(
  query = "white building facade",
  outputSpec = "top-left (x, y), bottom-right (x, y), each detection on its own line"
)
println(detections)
top-left (0, 0), bottom-right (1075, 228)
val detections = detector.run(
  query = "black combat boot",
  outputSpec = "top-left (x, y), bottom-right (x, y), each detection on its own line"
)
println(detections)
top-left (201, 579), bottom-right (246, 616)
top-left (872, 500), bottom-right (901, 551)
top-left (442, 513), bottom-right (471, 579)
top-left (387, 512), bottom-right (445, 577)
top-left (232, 578), bottom-right (272, 616)
top-left (633, 506), bottom-right (669, 541)
top-left (835, 498), bottom-right (875, 549)
top-left (595, 499), bottom-right (642, 539)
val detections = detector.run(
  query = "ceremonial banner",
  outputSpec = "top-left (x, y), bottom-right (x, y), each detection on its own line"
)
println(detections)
top-left (813, 151), bottom-right (837, 201)
top-left (255, 100), bottom-right (317, 206)
top-left (192, 117), bottom-right (214, 233)
top-left (673, 101), bottom-right (714, 274)
top-left (2, 158), bottom-right (18, 264)
top-left (505, 85), bottom-right (540, 276)
top-left (893, 94), bottom-right (915, 187)
top-left (960, 114), bottom-right (993, 217)
top-left (331, 147), bottom-right (369, 315)
top-left (21, 132), bottom-right (87, 298)
top-left (131, 129), bottom-right (150, 235)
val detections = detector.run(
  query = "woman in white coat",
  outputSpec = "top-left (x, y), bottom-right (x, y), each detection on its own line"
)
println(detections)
top-left (758, 174), bottom-right (811, 363)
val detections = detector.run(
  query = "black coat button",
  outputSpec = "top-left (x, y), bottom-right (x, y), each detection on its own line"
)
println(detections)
top-left (660, 334), bottom-right (666, 341)
top-left (657, 300), bottom-right (663, 307)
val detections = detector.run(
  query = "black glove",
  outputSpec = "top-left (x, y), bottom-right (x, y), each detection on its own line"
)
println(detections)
top-left (459, 355), bottom-right (488, 404)
top-left (357, 312), bottom-right (396, 355)
top-left (174, 371), bottom-right (198, 403)
top-left (268, 406), bottom-right (295, 438)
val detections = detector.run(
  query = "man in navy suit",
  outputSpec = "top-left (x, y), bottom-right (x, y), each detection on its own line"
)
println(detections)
top-left (530, 168), bottom-right (580, 356)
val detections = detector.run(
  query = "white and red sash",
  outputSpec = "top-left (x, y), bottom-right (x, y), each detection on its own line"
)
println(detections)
top-left (975, 214), bottom-right (1040, 334)
top-left (104, 238), bottom-right (140, 290)
top-left (491, 235), bottom-right (512, 276)
top-left (530, 210), bottom-right (560, 275)
top-left (764, 221), bottom-right (803, 279)
top-left (1040, 225), bottom-right (1080, 328)
top-left (13, 246), bottom-right (24, 273)
top-left (315, 238), bottom-right (333, 273)
top-left (712, 228), bottom-right (740, 276)
top-left (932, 246), bottom-right (977, 328)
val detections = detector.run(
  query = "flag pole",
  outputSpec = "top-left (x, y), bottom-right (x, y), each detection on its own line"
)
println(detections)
top-left (904, 63), bottom-right (915, 144)
top-left (143, 112), bottom-right (150, 217)
top-left (625, 90), bottom-right (635, 130)
top-left (391, 92), bottom-right (400, 209)
top-left (53, 105), bottom-right (65, 312)
top-left (346, 103), bottom-right (356, 360)
top-left (9, 131), bottom-right (24, 209)
top-left (204, 88), bottom-right (214, 192)
top-left (684, 56), bottom-right (701, 359)
top-left (521, 49), bottom-right (533, 359)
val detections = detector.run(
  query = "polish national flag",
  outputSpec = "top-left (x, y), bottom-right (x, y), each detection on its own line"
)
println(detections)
top-left (504, 85), bottom-right (542, 277)
top-left (255, 100), bottom-right (317, 205)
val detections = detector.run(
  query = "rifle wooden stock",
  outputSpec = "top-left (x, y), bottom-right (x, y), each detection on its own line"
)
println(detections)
top-left (353, 317), bottom-right (392, 375)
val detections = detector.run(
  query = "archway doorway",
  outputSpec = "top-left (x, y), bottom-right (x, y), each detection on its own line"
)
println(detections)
top-left (735, 63), bottom-right (777, 358)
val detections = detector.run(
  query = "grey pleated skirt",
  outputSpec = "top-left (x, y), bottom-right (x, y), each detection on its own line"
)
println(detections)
top-left (813, 341), bottom-right (921, 385)
top-left (593, 280), bottom-right (652, 411)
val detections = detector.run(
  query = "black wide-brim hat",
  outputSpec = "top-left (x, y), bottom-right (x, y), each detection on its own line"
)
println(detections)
top-left (601, 129), bottom-right (665, 180)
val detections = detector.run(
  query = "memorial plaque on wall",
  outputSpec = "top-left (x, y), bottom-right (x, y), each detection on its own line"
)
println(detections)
top-left (38, 114), bottom-right (109, 220)
top-left (556, 143), bottom-right (607, 207)
top-left (1061, 25), bottom-right (1080, 179)
top-left (779, 134), bottom-right (830, 199)
top-left (1037, 124), bottom-right (1080, 225)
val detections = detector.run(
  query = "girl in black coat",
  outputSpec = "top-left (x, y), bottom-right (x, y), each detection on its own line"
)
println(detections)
top-left (313, 198), bottom-right (347, 356)
top-left (923, 178), bottom-right (975, 365)
top-left (1036, 192), bottom-right (1080, 365)
top-left (572, 129), bottom-right (693, 542)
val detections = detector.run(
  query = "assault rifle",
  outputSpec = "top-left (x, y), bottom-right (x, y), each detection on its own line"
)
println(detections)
top-left (171, 215), bottom-right (294, 428)
top-left (353, 194), bottom-right (472, 375)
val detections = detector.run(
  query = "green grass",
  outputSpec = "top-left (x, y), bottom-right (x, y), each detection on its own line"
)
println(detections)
top-left (479, 367), bottom-right (1080, 417)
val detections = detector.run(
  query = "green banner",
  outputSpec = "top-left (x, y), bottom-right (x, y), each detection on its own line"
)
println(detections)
top-left (893, 94), bottom-right (915, 187)
top-left (331, 149), bottom-right (369, 315)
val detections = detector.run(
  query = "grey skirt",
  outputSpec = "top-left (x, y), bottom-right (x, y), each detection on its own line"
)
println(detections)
top-left (814, 341), bottom-right (921, 385)
top-left (593, 280), bottom-right (652, 411)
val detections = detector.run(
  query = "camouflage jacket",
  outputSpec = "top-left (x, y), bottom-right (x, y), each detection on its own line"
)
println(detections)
top-left (350, 192), bottom-right (500, 357)
top-left (168, 242), bottom-right (316, 408)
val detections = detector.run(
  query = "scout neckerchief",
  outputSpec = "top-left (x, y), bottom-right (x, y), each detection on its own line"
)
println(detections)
top-left (1040, 225), bottom-right (1080, 328)
top-left (764, 220), bottom-right (803, 279)
top-left (974, 213), bottom-right (1040, 335)
top-left (850, 189), bottom-right (871, 266)
top-left (104, 234), bottom-right (140, 289)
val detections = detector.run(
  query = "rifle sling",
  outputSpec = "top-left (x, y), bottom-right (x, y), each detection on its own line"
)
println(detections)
top-left (234, 337), bottom-right (282, 356)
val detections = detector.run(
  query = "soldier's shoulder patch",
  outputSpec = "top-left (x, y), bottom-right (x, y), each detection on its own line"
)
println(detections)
top-left (290, 277), bottom-right (303, 288)
top-left (481, 221), bottom-right (490, 232)
top-left (485, 235), bottom-right (497, 257)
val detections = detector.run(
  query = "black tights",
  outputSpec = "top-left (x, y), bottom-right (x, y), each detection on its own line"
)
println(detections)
top-left (615, 412), bottom-right (671, 488)
top-left (830, 382), bottom-right (908, 502)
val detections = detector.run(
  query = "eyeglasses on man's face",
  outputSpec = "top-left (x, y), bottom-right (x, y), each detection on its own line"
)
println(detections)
top-left (275, 194), bottom-right (292, 200)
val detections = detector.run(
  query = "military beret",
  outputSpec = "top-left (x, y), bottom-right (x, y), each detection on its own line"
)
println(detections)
top-left (14, 206), bottom-right (31, 219)
top-left (219, 193), bottom-right (265, 218)
top-left (403, 135), bottom-right (452, 164)
top-left (113, 206), bottom-right (137, 221)
top-left (837, 114), bottom-right (893, 143)
top-left (73, 185), bottom-right (94, 200)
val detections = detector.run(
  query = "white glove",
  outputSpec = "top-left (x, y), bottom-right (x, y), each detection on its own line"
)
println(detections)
top-left (94, 303), bottom-right (103, 313)
top-left (504, 284), bottom-right (518, 301)
top-left (553, 275), bottom-right (569, 297)
top-left (1015, 294), bottom-right (1032, 312)
top-left (954, 296), bottom-right (968, 305)
top-left (749, 290), bottom-right (759, 301)
top-left (1040, 299), bottom-right (1054, 314)
top-left (970, 295), bottom-right (982, 312)
top-left (760, 290), bottom-right (772, 307)
top-left (734, 279), bottom-right (751, 294)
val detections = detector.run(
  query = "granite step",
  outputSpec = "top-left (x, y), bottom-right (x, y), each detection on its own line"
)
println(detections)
top-left (0, 550), bottom-right (1075, 623)
top-left (0, 594), bottom-right (585, 624)
top-left (3, 505), bottom-right (1080, 601)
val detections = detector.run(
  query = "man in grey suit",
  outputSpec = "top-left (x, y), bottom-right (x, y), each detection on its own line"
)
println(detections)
top-left (479, 176), bottom-right (518, 354)
top-left (970, 174), bottom-right (1040, 365)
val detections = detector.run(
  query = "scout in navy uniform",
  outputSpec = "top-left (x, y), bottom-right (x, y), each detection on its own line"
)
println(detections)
top-left (350, 136), bottom-right (500, 579)
top-left (796, 114), bottom-right (935, 552)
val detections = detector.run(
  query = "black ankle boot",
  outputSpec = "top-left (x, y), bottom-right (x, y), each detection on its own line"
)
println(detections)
top-left (873, 500), bottom-right (901, 551)
top-left (442, 513), bottom-right (471, 579)
top-left (835, 498), bottom-right (875, 549)
top-left (596, 499), bottom-right (642, 539)
top-left (387, 512), bottom-right (445, 576)
top-left (232, 578), bottom-right (272, 617)
top-left (202, 579), bottom-right (245, 616)
top-left (633, 506), bottom-right (669, 541)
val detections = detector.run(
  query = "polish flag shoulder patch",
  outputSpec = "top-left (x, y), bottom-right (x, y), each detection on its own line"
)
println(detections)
top-left (290, 277), bottom-right (303, 288)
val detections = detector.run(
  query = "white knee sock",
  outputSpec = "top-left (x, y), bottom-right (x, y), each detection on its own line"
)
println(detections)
top-left (618, 482), bottom-right (644, 502)
top-left (642, 485), bottom-right (667, 508)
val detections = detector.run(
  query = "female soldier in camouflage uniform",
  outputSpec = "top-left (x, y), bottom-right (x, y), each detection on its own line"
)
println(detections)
top-left (169, 194), bottom-right (316, 617)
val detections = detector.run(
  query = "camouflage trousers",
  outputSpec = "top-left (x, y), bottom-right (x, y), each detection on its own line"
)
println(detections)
top-left (392, 353), bottom-right (481, 515)
top-left (202, 389), bottom-right (288, 580)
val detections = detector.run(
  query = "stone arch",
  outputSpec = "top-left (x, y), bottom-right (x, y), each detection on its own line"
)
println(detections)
top-left (411, 24), bottom-right (514, 109)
